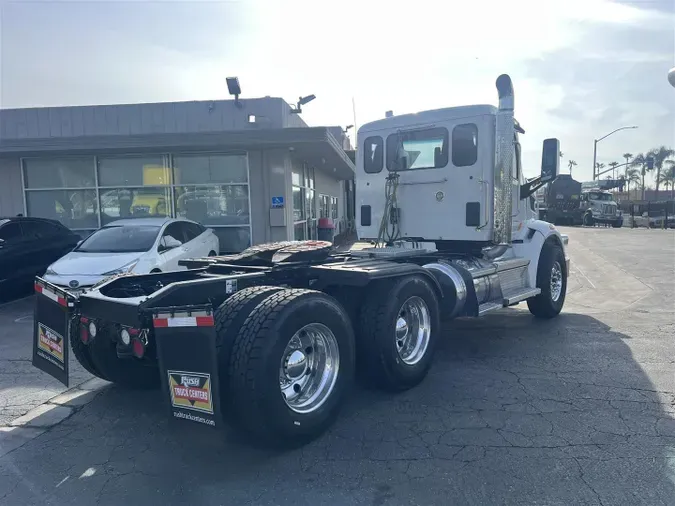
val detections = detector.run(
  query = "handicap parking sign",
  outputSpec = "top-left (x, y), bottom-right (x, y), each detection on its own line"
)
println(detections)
top-left (272, 196), bottom-right (285, 208)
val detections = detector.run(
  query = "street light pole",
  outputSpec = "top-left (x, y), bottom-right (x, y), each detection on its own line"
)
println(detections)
top-left (592, 126), bottom-right (638, 180)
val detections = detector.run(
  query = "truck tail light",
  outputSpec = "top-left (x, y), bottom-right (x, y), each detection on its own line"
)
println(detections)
top-left (79, 317), bottom-right (91, 344)
top-left (131, 338), bottom-right (145, 359)
top-left (119, 327), bottom-right (139, 347)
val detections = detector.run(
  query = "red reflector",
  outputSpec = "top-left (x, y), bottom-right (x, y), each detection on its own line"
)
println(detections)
top-left (80, 327), bottom-right (89, 344)
top-left (128, 328), bottom-right (140, 335)
top-left (153, 318), bottom-right (168, 328)
top-left (131, 339), bottom-right (145, 358)
top-left (80, 317), bottom-right (89, 324)
top-left (195, 315), bottom-right (215, 327)
top-left (34, 283), bottom-right (42, 294)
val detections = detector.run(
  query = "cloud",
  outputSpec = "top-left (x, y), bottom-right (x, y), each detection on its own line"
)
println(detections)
top-left (521, 3), bottom-right (674, 180)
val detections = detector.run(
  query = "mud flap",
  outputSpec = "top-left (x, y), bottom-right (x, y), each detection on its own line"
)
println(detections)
top-left (153, 306), bottom-right (223, 428)
top-left (32, 279), bottom-right (73, 387)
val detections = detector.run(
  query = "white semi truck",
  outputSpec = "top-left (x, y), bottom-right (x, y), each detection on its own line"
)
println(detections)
top-left (31, 74), bottom-right (569, 447)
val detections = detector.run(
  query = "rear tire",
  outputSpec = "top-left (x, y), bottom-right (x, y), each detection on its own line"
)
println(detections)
top-left (527, 242), bottom-right (567, 319)
top-left (228, 289), bottom-right (355, 446)
top-left (358, 275), bottom-right (440, 391)
top-left (69, 317), bottom-right (109, 380)
top-left (612, 220), bottom-right (622, 228)
top-left (214, 286), bottom-right (284, 407)
top-left (88, 326), bottom-right (160, 389)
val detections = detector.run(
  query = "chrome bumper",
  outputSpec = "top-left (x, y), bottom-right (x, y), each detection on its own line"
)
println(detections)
top-left (560, 234), bottom-right (569, 246)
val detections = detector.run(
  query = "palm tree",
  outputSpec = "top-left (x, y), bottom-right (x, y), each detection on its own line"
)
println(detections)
top-left (647, 146), bottom-right (675, 198)
top-left (608, 161), bottom-right (619, 178)
top-left (623, 152), bottom-right (633, 182)
top-left (631, 153), bottom-right (649, 199)
top-left (568, 159), bottom-right (577, 177)
top-left (625, 168), bottom-right (640, 200)
top-left (595, 162), bottom-right (605, 179)
top-left (659, 162), bottom-right (675, 199)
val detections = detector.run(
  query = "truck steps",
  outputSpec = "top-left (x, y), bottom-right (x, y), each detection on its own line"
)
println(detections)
top-left (502, 287), bottom-right (541, 305)
top-left (478, 287), bottom-right (541, 315)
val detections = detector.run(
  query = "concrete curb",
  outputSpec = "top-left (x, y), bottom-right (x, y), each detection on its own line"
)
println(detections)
top-left (0, 377), bottom-right (110, 458)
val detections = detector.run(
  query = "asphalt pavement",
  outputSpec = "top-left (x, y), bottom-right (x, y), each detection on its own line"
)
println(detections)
top-left (0, 227), bottom-right (674, 505)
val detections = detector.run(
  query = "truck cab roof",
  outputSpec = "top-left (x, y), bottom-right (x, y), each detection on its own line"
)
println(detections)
top-left (358, 105), bottom-right (499, 134)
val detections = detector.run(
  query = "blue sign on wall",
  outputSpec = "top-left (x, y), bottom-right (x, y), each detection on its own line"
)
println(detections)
top-left (271, 196), bottom-right (285, 208)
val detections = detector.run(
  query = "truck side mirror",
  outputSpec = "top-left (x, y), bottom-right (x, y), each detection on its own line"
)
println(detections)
top-left (540, 138), bottom-right (560, 183)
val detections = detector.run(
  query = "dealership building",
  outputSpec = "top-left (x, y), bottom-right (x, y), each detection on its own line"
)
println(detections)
top-left (0, 96), bottom-right (355, 252)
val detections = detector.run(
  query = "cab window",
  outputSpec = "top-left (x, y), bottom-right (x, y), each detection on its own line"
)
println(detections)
top-left (452, 124), bottom-right (478, 167)
top-left (386, 127), bottom-right (449, 171)
top-left (363, 136), bottom-right (384, 174)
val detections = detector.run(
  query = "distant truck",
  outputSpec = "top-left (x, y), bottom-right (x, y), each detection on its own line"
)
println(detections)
top-left (579, 182), bottom-right (623, 228)
top-left (537, 176), bottom-right (623, 228)
top-left (537, 174), bottom-right (583, 226)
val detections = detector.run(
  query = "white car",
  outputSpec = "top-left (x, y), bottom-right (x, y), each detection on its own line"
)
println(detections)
top-left (44, 217), bottom-right (219, 290)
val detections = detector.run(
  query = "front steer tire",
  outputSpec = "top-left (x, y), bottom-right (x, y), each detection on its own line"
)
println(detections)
top-left (228, 289), bottom-right (355, 447)
top-left (527, 242), bottom-right (567, 319)
top-left (358, 275), bottom-right (441, 392)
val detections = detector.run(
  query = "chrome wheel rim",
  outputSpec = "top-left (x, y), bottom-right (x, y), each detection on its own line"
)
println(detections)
top-left (395, 296), bottom-right (431, 365)
top-left (550, 261), bottom-right (563, 302)
top-left (279, 323), bottom-right (340, 414)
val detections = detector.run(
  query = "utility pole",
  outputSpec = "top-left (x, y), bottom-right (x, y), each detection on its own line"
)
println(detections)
top-left (592, 126), bottom-right (638, 179)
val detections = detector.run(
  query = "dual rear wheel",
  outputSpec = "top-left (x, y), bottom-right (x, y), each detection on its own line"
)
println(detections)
top-left (215, 276), bottom-right (441, 445)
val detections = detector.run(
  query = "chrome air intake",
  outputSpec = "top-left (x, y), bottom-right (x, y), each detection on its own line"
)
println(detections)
top-left (492, 74), bottom-right (515, 250)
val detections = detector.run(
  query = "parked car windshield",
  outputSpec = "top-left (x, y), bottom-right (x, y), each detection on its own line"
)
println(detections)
top-left (76, 225), bottom-right (160, 253)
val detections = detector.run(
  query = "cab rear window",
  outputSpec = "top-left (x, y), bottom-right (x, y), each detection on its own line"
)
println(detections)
top-left (386, 127), bottom-right (449, 171)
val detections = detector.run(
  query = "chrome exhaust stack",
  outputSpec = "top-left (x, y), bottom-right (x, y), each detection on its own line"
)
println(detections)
top-left (485, 74), bottom-right (515, 260)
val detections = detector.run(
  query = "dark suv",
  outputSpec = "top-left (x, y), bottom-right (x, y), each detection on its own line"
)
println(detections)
top-left (0, 217), bottom-right (81, 293)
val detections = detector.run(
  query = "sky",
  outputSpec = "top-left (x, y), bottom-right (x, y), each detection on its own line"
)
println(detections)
top-left (1, 0), bottom-right (673, 182)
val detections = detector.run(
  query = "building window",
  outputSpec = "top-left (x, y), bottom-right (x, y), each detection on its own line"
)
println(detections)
top-left (99, 187), bottom-right (171, 225)
top-left (319, 195), bottom-right (339, 220)
top-left (171, 154), bottom-right (250, 253)
top-left (386, 127), bottom-right (449, 171)
top-left (452, 124), bottom-right (478, 167)
top-left (98, 155), bottom-right (171, 187)
top-left (22, 152), bottom-right (252, 253)
top-left (23, 157), bottom-right (98, 232)
top-left (293, 164), bottom-right (316, 240)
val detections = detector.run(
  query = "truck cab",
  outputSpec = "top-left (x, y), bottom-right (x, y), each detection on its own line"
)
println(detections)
top-left (356, 76), bottom-right (562, 258)
top-left (579, 184), bottom-right (622, 227)
top-left (357, 106), bottom-right (540, 244)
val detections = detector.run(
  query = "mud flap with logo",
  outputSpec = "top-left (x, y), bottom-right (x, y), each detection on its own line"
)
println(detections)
top-left (153, 306), bottom-right (223, 428)
top-left (32, 278), bottom-right (73, 387)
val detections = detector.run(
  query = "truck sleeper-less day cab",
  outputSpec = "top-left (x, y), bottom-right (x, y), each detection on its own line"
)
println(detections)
top-left (579, 182), bottom-right (623, 227)
top-left (32, 75), bottom-right (569, 446)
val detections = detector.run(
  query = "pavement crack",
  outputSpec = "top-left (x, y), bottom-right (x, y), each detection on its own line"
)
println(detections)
top-left (574, 457), bottom-right (605, 506)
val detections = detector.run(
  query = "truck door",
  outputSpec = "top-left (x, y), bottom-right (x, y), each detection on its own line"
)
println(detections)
top-left (390, 116), bottom-right (492, 242)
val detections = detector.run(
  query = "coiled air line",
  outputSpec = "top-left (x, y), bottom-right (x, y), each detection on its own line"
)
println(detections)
top-left (376, 171), bottom-right (401, 246)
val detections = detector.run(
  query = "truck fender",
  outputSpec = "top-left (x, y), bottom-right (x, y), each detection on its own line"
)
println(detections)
top-left (512, 221), bottom-right (568, 289)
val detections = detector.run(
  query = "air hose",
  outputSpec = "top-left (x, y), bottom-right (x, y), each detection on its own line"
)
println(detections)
top-left (376, 172), bottom-right (401, 246)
